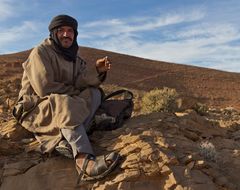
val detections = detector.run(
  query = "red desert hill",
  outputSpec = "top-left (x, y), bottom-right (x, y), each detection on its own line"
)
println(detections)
top-left (0, 46), bottom-right (240, 109)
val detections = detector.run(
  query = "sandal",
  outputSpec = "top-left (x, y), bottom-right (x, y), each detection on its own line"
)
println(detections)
top-left (55, 140), bottom-right (73, 159)
top-left (76, 152), bottom-right (120, 184)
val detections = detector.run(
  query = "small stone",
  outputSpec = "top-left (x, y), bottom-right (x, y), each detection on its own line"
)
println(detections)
top-left (184, 167), bottom-right (191, 178)
top-left (140, 148), bottom-right (156, 161)
top-left (233, 149), bottom-right (240, 157)
top-left (155, 139), bottom-right (169, 148)
top-left (112, 169), bottom-right (141, 184)
top-left (21, 138), bottom-right (35, 144)
top-left (126, 154), bottom-right (139, 162)
top-left (142, 130), bottom-right (153, 136)
top-left (106, 142), bottom-right (124, 151)
top-left (160, 165), bottom-right (171, 175)
top-left (164, 172), bottom-right (177, 189)
top-left (121, 135), bottom-right (139, 144)
top-left (121, 154), bottom-right (139, 169)
top-left (195, 160), bottom-right (206, 169)
top-left (148, 150), bottom-right (161, 162)
top-left (111, 173), bottom-right (125, 183)
top-left (120, 144), bottom-right (140, 155)
top-left (168, 156), bottom-right (179, 165)
top-left (175, 112), bottom-right (189, 117)
top-left (187, 161), bottom-right (195, 170)
top-left (139, 142), bottom-right (152, 150)
top-left (124, 169), bottom-right (141, 180)
top-left (182, 154), bottom-right (193, 164)
top-left (142, 163), bottom-right (160, 177)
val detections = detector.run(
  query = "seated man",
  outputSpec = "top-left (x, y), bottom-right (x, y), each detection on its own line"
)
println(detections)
top-left (13, 14), bottom-right (119, 183)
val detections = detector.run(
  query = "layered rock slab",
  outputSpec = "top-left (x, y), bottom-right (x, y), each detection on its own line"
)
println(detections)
top-left (1, 111), bottom-right (240, 190)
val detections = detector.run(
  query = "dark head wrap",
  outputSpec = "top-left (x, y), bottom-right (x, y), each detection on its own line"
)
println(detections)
top-left (48, 15), bottom-right (79, 62)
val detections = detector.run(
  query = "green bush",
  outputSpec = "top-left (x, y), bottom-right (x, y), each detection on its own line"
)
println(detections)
top-left (141, 87), bottom-right (180, 114)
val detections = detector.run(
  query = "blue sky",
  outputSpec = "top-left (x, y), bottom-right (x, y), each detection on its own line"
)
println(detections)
top-left (0, 0), bottom-right (240, 72)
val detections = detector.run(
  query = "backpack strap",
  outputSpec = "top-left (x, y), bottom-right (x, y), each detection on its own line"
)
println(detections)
top-left (103, 89), bottom-right (133, 101)
top-left (97, 87), bottom-right (106, 102)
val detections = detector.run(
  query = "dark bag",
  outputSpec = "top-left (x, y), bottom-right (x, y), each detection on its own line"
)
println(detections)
top-left (87, 89), bottom-right (134, 133)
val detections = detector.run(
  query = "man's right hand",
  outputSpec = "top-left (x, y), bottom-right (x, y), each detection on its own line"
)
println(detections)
top-left (96, 56), bottom-right (111, 73)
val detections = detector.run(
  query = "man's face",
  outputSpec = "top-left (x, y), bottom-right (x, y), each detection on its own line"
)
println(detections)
top-left (56, 26), bottom-right (75, 48)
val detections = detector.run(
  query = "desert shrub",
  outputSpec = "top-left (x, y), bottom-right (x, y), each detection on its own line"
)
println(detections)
top-left (141, 87), bottom-right (180, 114)
top-left (192, 102), bottom-right (208, 116)
top-left (199, 140), bottom-right (217, 162)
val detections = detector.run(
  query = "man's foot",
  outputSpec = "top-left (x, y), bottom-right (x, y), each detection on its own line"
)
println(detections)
top-left (76, 154), bottom-right (95, 175)
top-left (75, 152), bottom-right (120, 184)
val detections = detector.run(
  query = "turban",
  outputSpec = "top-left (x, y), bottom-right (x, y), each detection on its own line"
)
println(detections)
top-left (48, 14), bottom-right (78, 32)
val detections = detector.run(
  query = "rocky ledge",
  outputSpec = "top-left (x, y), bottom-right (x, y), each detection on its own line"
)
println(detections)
top-left (0, 108), bottom-right (240, 190)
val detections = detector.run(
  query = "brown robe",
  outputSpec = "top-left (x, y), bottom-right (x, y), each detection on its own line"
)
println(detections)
top-left (15, 38), bottom-right (105, 153)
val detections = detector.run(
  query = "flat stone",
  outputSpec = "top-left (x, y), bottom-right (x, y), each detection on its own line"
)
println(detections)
top-left (175, 112), bottom-right (189, 117)
top-left (167, 156), bottom-right (179, 165)
top-left (181, 154), bottom-right (193, 164)
top-left (195, 160), bottom-right (207, 169)
top-left (148, 149), bottom-right (161, 162)
top-left (121, 154), bottom-right (139, 169)
top-left (160, 165), bottom-right (171, 175)
top-left (154, 139), bottom-right (169, 148)
top-left (142, 163), bottom-right (160, 176)
top-left (140, 147), bottom-right (154, 160)
top-left (164, 172), bottom-right (177, 189)
top-left (106, 142), bottom-right (125, 151)
top-left (120, 135), bottom-right (139, 144)
top-left (120, 144), bottom-right (141, 155)
top-left (3, 160), bottom-right (40, 177)
top-left (111, 173), bottom-right (125, 184)
top-left (124, 169), bottom-right (141, 180)
top-left (111, 169), bottom-right (141, 184)
top-left (187, 161), bottom-right (195, 170)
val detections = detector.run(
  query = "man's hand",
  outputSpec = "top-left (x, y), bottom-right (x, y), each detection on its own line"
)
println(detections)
top-left (96, 56), bottom-right (111, 73)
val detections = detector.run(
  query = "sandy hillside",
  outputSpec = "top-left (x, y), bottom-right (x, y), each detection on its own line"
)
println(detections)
top-left (1, 47), bottom-right (240, 109)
